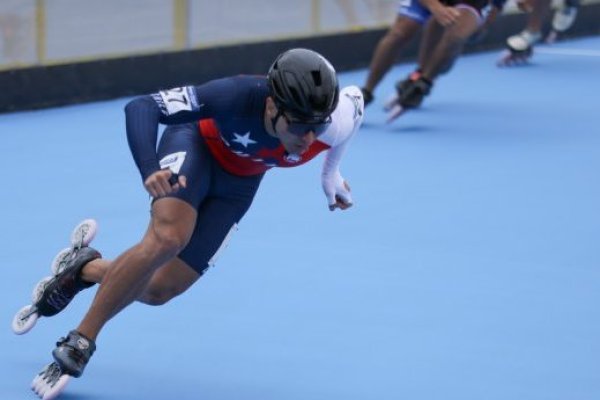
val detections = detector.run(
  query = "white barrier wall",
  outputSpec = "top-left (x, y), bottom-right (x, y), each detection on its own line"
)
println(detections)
top-left (0, 0), bottom-right (596, 70)
top-left (0, 0), bottom-right (397, 69)
top-left (0, 0), bottom-right (37, 67)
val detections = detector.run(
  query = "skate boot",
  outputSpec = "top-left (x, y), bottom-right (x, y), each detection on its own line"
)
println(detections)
top-left (546, 0), bottom-right (579, 43)
top-left (383, 75), bottom-right (432, 122)
top-left (398, 76), bottom-right (432, 109)
top-left (12, 219), bottom-right (101, 335)
top-left (395, 69), bottom-right (423, 97)
top-left (360, 87), bottom-right (374, 107)
top-left (32, 330), bottom-right (96, 399)
top-left (497, 30), bottom-right (542, 66)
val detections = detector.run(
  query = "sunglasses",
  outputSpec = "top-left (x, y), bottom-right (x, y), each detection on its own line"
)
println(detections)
top-left (281, 113), bottom-right (332, 137)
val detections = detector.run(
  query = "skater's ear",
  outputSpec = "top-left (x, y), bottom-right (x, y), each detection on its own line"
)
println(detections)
top-left (265, 97), bottom-right (278, 118)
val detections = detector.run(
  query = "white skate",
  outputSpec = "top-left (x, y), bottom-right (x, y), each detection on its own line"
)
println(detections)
top-left (546, 0), bottom-right (579, 43)
top-left (497, 30), bottom-right (542, 67)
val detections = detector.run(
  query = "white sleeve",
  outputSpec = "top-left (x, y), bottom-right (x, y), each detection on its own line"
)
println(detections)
top-left (321, 86), bottom-right (364, 206)
top-left (321, 86), bottom-right (364, 176)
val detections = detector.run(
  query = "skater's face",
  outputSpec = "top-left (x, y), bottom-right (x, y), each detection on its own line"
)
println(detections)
top-left (265, 97), bottom-right (328, 155)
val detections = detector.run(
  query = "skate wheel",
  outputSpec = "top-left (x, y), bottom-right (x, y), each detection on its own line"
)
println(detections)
top-left (32, 362), bottom-right (71, 400)
top-left (12, 305), bottom-right (38, 335)
top-left (383, 93), bottom-right (399, 112)
top-left (41, 375), bottom-right (71, 400)
top-left (32, 276), bottom-right (54, 302)
top-left (545, 31), bottom-right (558, 44)
top-left (51, 247), bottom-right (73, 275)
top-left (386, 103), bottom-right (405, 123)
top-left (70, 219), bottom-right (97, 248)
top-left (496, 50), bottom-right (513, 67)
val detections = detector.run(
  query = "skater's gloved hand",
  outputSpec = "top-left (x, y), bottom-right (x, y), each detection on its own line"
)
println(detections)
top-left (144, 169), bottom-right (187, 198)
top-left (430, 4), bottom-right (460, 26)
top-left (322, 170), bottom-right (353, 211)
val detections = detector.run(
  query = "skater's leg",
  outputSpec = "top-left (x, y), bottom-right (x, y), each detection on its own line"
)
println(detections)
top-left (417, 19), bottom-right (445, 72)
top-left (393, 19), bottom-right (445, 99)
top-left (78, 258), bottom-right (108, 284)
top-left (139, 175), bottom-right (264, 306)
top-left (77, 256), bottom-right (199, 305)
top-left (384, 6), bottom-right (480, 120)
top-left (524, 0), bottom-right (552, 34)
top-left (362, 14), bottom-right (423, 104)
top-left (420, 6), bottom-right (481, 81)
top-left (137, 258), bottom-right (200, 306)
top-left (76, 196), bottom-right (197, 341)
top-left (73, 123), bottom-right (214, 341)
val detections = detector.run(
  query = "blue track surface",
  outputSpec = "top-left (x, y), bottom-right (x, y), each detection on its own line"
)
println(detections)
top-left (1, 36), bottom-right (599, 400)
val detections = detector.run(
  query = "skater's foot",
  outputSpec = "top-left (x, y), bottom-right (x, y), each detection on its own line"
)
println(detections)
top-left (383, 75), bottom-right (432, 123)
top-left (53, 330), bottom-right (96, 377)
top-left (360, 87), bottom-right (374, 107)
top-left (497, 30), bottom-right (541, 67)
top-left (31, 331), bottom-right (95, 399)
top-left (37, 246), bottom-right (101, 317)
top-left (398, 76), bottom-right (432, 109)
top-left (396, 69), bottom-right (423, 98)
top-left (12, 220), bottom-right (101, 335)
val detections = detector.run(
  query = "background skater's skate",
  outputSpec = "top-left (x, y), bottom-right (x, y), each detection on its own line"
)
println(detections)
top-left (545, 0), bottom-right (579, 43)
top-left (497, 30), bottom-right (542, 66)
top-left (32, 330), bottom-right (96, 400)
top-left (384, 76), bottom-right (433, 122)
top-left (12, 219), bottom-right (101, 335)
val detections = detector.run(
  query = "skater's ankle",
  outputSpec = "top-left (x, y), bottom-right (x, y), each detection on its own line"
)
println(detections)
top-left (75, 325), bottom-right (99, 342)
top-left (53, 330), bottom-right (96, 377)
top-left (79, 258), bottom-right (106, 284)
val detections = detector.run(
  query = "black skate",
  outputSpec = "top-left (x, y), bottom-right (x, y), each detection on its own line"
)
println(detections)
top-left (497, 30), bottom-right (542, 67)
top-left (383, 75), bottom-right (432, 122)
top-left (32, 330), bottom-right (96, 399)
top-left (12, 219), bottom-right (101, 335)
top-left (360, 87), bottom-right (374, 107)
top-left (395, 70), bottom-right (423, 98)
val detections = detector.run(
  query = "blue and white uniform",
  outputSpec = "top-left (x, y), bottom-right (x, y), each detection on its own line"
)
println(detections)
top-left (125, 75), bottom-right (364, 274)
top-left (397, 0), bottom-right (490, 25)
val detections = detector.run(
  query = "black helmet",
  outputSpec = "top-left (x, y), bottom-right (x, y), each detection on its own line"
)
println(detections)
top-left (268, 48), bottom-right (339, 124)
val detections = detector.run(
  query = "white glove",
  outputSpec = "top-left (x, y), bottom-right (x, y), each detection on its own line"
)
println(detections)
top-left (322, 170), bottom-right (353, 211)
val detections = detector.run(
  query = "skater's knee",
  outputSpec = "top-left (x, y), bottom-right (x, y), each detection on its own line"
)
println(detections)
top-left (148, 228), bottom-right (189, 258)
top-left (386, 28), bottom-right (411, 44)
top-left (386, 19), bottom-right (419, 44)
top-left (144, 218), bottom-right (192, 259)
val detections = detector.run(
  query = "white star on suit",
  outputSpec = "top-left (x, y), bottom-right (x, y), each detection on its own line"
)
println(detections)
top-left (232, 132), bottom-right (257, 148)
